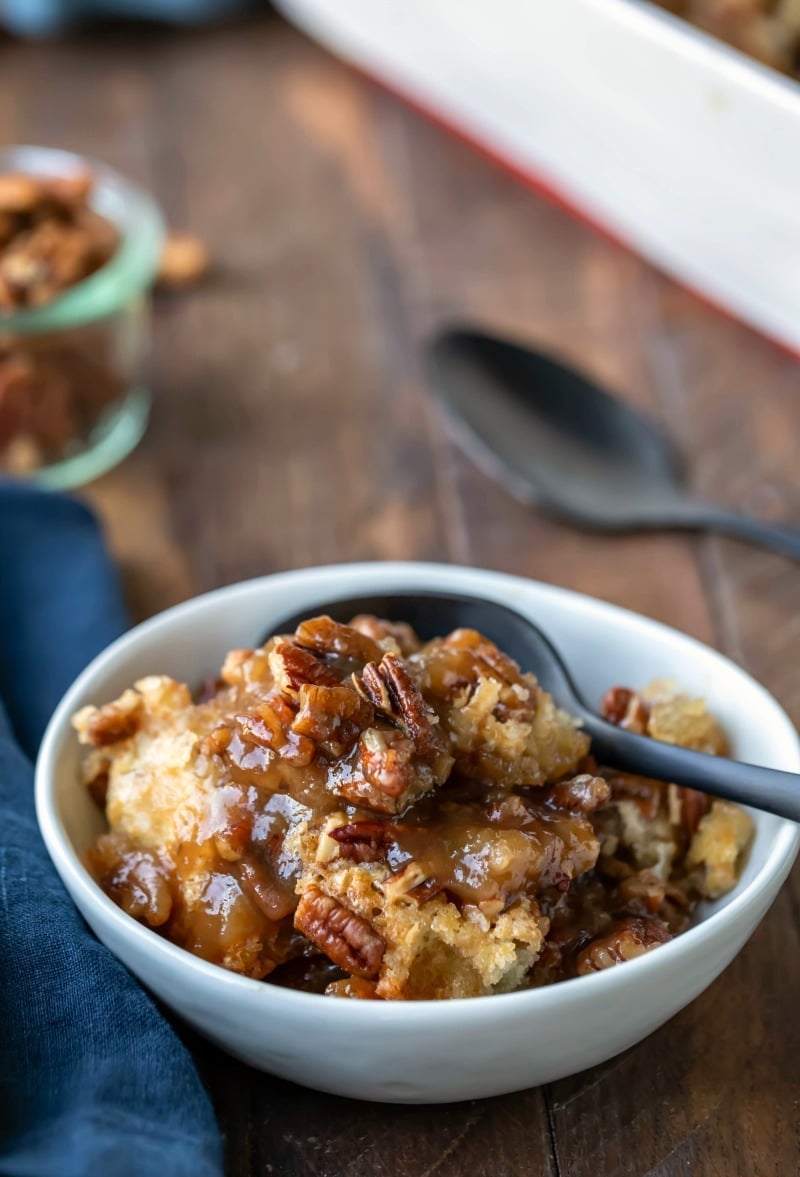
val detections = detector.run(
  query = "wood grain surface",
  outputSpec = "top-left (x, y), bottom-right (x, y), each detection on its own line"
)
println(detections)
top-left (3, 14), bottom-right (799, 1176)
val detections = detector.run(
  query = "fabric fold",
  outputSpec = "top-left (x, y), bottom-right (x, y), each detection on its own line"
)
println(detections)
top-left (0, 483), bottom-right (223, 1177)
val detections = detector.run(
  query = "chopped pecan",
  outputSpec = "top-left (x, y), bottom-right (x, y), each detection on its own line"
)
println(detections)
top-left (354, 653), bottom-right (443, 756)
top-left (612, 870), bottom-right (666, 917)
top-left (87, 835), bottom-right (173, 928)
top-left (382, 861), bottom-right (430, 902)
top-left (294, 616), bottom-right (383, 663)
top-left (234, 693), bottom-right (315, 767)
top-left (214, 812), bottom-right (254, 863)
top-left (234, 705), bottom-right (284, 749)
top-left (268, 638), bottom-right (341, 698)
top-left (601, 686), bottom-right (634, 725)
top-left (601, 768), bottom-right (666, 820)
top-left (73, 690), bottom-right (143, 747)
top-left (406, 878), bottom-right (445, 904)
top-left (543, 773), bottom-right (611, 815)
top-left (669, 784), bottom-right (711, 837)
top-left (601, 686), bottom-right (650, 734)
top-left (292, 682), bottom-right (372, 757)
top-left (295, 886), bottom-right (385, 979)
top-left (198, 724), bottom-right (233, 757)
top-left (442, 628), bottom-right (529, 691)
top-left (357, 727), bottom-right (417, 800)
top-left (575, 916), bottom-right (671, 975)
top-left (325, 976), bottom-right (378, 999)
top-left (85, 759), bottom-right (110, 809)
top-left (330, 821), bottom-right (391, 864)
top-left (315, 812), bottom-right (349, 863)
top-left (237, 858), bottom-right (297, 921)
top-left (220, 648), bottom-right (257, 685)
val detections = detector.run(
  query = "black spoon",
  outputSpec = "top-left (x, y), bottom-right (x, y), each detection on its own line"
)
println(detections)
top-left (265, 590), bottom-right (800, 823)
top-left (425, 326), bottom-right (800, 560)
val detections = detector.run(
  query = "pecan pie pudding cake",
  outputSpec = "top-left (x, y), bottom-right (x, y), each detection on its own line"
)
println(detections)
top-left (73, 615), bottom-right (753, 1001)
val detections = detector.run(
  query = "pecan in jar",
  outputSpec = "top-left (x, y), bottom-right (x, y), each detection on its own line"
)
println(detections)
top-left (0, 169), bottom-right (117, 313)
top-left (294, 887), bottom-right (385, 979)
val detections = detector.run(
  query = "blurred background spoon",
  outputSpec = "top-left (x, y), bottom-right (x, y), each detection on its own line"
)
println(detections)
top-left (426, 326), bottom-right (800, 561)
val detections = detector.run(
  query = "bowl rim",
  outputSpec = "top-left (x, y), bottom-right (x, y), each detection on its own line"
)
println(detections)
top-left (35, 561), bottom-right (800, 1022)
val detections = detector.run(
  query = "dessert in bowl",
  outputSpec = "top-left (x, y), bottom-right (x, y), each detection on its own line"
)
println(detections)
top-left (36, 563), bottom-right (800, 1102)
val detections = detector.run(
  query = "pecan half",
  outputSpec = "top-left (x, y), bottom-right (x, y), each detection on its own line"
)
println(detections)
top-left (268, 638), bottom-right (341, 698)
top-left (295, 887), bottom-right (385, 979)
top-left (295, 616), bottom-right (383, 663)
top-left (329, 821), bottom-right (391, 864)
top-left (575, 916), bottom-right (671, 975)
top-left (354, 653), bottom-right (442, 756)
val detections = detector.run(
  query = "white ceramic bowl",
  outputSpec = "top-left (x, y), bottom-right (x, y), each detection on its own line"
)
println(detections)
top-left (36, 563), bottom-right (800, 1103)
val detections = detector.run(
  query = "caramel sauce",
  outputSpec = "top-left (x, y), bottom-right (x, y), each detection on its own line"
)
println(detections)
top-left (84, 623), bottom-right (706, 994)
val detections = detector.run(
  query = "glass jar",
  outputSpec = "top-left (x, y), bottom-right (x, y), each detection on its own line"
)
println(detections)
top-left (0, 146), bottom-right (165, 489)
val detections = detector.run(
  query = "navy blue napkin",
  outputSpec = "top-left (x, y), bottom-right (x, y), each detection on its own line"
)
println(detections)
top-left (0, 483), bottom-right (223, 1177)
top-left (2, 0), bottom-right (247, 38)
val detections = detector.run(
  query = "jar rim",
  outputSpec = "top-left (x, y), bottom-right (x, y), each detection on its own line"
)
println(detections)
top-left (0, 145), bottom-right (166, 334)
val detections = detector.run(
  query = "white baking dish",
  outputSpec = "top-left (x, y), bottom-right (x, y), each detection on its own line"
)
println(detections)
top-left (277, 0), bottom-right (800, 353)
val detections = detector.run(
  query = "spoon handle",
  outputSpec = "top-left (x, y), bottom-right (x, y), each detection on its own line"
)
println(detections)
top-left (582, 713), bottom-right (800, 823)
top-left (680, 501), bottom-right (800, 562)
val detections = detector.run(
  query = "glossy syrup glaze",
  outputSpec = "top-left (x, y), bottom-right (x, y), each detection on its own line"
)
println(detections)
top-left (80, 618), bottom-right (750, 997)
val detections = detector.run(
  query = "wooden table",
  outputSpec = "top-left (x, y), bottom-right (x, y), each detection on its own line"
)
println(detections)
top-left (4, 13), bottom-right (800, 1175)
